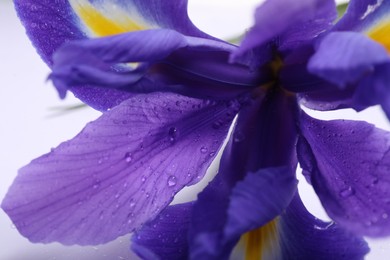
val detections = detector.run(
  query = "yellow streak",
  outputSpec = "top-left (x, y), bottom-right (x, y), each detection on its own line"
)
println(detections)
top-left (70, 0), bottom-right (145, 37)
top-left (367, 20), bottom-right (390, 52)
top-left (244, 219), bottom-right (279, 260)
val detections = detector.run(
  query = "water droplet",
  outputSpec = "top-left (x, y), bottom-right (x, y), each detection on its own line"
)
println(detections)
top-left (200, 146), bottom-right (208, 153)
top-left (339, 186), bottom-right (355, 198)
top-left (93, 183), bottom-right (100, 189)
top-left (10, 224), bottom-right (16, 229)
top-left (209, 152), bottom-right (215, 157)
top-left (141, 176), bottom-right (146, 183)
top-left (130, 201), bottom-right (136, 208)
top-left (145, 192), bottom-right (150, 198)
top-left (168, 127), bottom-right (178, 143)
top-left (167, 176), bottom-right (177, 187)
top-left (124, 152), bottom-right (132, 163)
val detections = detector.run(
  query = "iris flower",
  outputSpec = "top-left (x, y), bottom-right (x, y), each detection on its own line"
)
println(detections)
top-left (3, 0), bottom-right (390, 259)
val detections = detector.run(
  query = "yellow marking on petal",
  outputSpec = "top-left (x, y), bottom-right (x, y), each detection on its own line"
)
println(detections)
top-left (367, 20), bottom-right (390, 52)
top-left (243, 219), bottom-right (280, 260)
top-left (70, 0), bottom-right (147, 37)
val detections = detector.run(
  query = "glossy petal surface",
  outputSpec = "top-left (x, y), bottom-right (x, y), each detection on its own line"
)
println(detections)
top-left (1, 92), bottom-right (239, 245)
top-left (298, 113), bottom-right (390, 237)
top-left (132, 202), bottom-right (193, 260)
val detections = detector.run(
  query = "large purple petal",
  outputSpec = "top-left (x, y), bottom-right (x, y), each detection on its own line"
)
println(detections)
top-left (233, 0), bottom-right (336, 58)
top-left (308, 31), bottom-right (389, 88)
top-left (298, 112), bottom-right (390, 237)
top-left (1, 92), bottom-right (240, 245)
top-left (132, 202), bottom-right (193, 260)
top-left (189, 90), bottom-right (299, 259)
top-left (277, 194), bottom-right (369, 259)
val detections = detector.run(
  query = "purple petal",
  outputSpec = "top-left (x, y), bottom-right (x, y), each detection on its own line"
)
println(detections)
top-left (308, 32), bottom-right (389, 88)
top-left (132, 202), bottom-right (193, 260)
top-left (14, 0), bottom-right (211, 110)
top-left (50, 29), bottom-right (189, 97)
top-left (224, 167), bottom-right (297, 239)
top-left (298, 113), bottom-right (390, 237)
top-left (233, 0), bottom-right (336, 58)
top-left (335, 0), bottom-right (390, 35)
top-left (353, 63), bottom-right (390, 119)
top-left (1, 92), bottom-right (240, 245)
top-left (189, 90), bottom-right (299, 258)
top-left (51, 29), bottom-right (263, 103)
top-left (278, 194), bottom-right (369, 259)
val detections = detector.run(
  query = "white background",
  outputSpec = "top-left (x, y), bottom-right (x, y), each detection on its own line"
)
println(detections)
top-left (1, 0), bottom-right (390, 259)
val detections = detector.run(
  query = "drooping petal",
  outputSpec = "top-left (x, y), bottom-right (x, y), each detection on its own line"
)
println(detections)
top-left (50, 29), bottom-right (263, 106)
top-left (14, 0), bottom-right (210, 110)
top-left (50, 29), bottom-right (190, 98)
top-left (297, 112), bottom-right (390, 237)
top-left (233, 0), bottom-right (336, 59)
top-left (131, 202), bottom-right (193, 260)
top-left (1, 92), bottom-right (240, 245)
top-left (189, 90), bottom-right (299, 259)
top-left (308, 32), bottom-right (389, 88)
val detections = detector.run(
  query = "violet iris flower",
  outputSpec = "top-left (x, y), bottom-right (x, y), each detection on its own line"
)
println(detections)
top-left (2, 0), bottom-right (390, 258)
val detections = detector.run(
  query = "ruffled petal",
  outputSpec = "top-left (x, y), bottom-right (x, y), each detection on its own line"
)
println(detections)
top-left (308, 32), bottom-right (389, 88)
top-left (233, 0), bottom-right (336, 59)
top-left (297, 112), bottom-right (390, 237)
top-left (132, 202), bottom-right (193, 260)
top-left (1, 92), bottom-right (240, 245)
top-left (189, 90), bottom-right (299, 259)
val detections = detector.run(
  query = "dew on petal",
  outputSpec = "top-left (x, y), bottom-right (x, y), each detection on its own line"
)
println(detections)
top-left (167, 175), bottom-right (177, 187)
top-left (168, 127), bottom-right (178, 143)
top-left (200, 146), bottom-right (208, 153)
top-left (124, 152), bottom-right (132, 163)
top-left (339, 186), bottom-right (355, 198)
